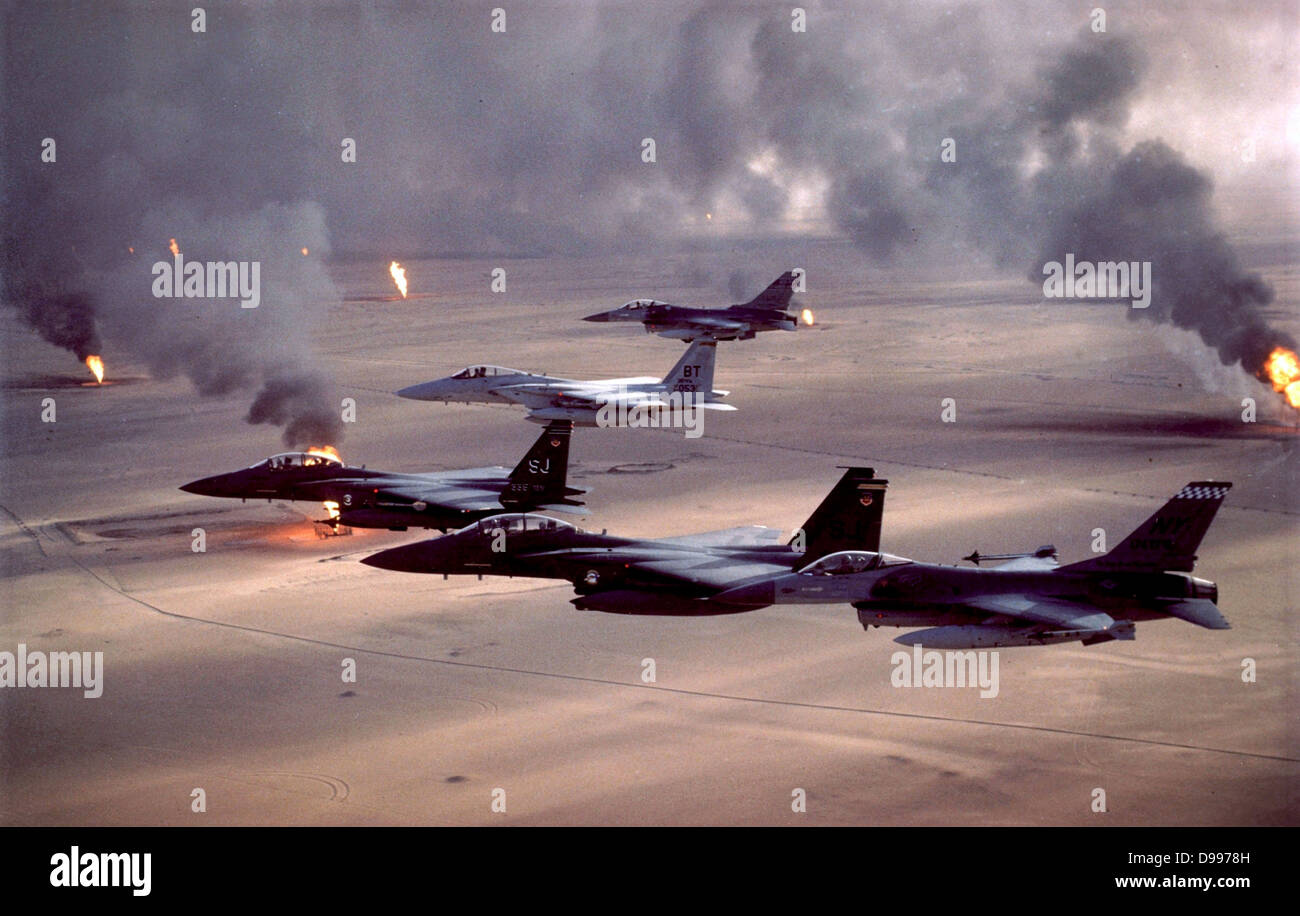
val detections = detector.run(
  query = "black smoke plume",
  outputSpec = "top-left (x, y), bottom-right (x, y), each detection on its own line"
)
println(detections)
top-left (1, 2), bottom-right (1291, 413)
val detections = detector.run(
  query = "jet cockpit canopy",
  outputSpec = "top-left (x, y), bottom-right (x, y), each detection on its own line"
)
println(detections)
top-left (257, 451), bottom-right (344, 471)
top-left (471, 514), bottom-right (582, 537)
top-left (451, 365), bottom-right (521, 380)
top-left (799, 550), bottom-right (911, 576)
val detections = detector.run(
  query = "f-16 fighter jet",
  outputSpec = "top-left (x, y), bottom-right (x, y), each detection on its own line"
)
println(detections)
top-left (714, 479), bottom-right (1234, 648)
top-left (393, 339), bottom-right (734, 430)
top-left (361, 467), bottom-right (885, 613)
top-left (180, 421), bottom-right (585, 531)
top-left (582, 271), bottom-right (810, 341)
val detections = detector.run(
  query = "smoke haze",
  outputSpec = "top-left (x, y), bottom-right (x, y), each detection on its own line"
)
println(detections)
top-left (2, 0), bottom-right (1295, 428)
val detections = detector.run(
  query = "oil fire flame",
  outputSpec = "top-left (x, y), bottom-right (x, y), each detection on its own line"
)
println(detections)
top-left (85, 355), bottom-right (104, 384)
top-left (168, 238), bottom-right (179, 257)
top-left (389, 261), bottom-right (408, 298)
top-left (800, 308), bottom-right (815, 326)
top-left (1263, 346), bottom-right (1300, 409)
top-left (306, 445), bottom-right (342, 461)
top-left (322, 500), bottom-right (341, 520)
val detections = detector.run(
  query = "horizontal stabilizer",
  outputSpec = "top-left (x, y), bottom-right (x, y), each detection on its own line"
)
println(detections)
top-left (655, 525), bottom-right (783, 548)
top-left (1160, 598), bottom-right (1230, 630)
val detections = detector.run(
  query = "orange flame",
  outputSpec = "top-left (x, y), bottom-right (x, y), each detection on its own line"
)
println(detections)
top-left (301, 247), bottom-right (309, 256)
top-left (168, 238), bottom-right (180, 257)
top-left (389, 261), bottom-right (408, 298)
top-left (85, 355), bottom-right (104, 384)
top-left (800, 308), bottom-right (815, 326)
top-left (323, 500), bottom-right (341, 520)
top-left (306, 445), bottom-right (342, 461)
top-left (1263, 347), bottom-right (1300, 409)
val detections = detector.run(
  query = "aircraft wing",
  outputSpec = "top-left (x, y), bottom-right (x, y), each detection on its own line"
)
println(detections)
top-left (964, 593), bottom-right (1115, 631)
top-left (654, 526), bottom-right (784, 548)
top-left (381, 486), bottom-right (498, 510)
top-left (601, 377), bottom-right (661, 386)
top-left (502, 386), bottom-right (628, 410)
top-left (669, 315), bottom-right (748, 333)
top-left (370, 484), bottom-right (587, 515)
top-left (295, 469), bottom-right (501, 508)
top-left (548, 548), bottom-right (785, 591)
top-left (480, 383), bottom-right (565, 408)
top-left (524, 387), bottom-right (735, 410)
top-left (991, 554), bottom-right (1059, 572)
top-left (628, 556), bottom-right (788, 590)
top-left (531, 536), bottom-right (787, 590)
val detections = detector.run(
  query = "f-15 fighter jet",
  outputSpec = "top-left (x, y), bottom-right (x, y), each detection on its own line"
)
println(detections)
top-left (393, 339), bottom-right (734, 430)
top-left (180, 421), bottom-right (584, 531)
top-left (361, 467), bottom-right (884, 613)
top-left (583, 271), bottom-right (809, 341)
top-left (714, 479), bottom-right (1234, 648)
top-left (364, 470), bottom-right (1233, 649)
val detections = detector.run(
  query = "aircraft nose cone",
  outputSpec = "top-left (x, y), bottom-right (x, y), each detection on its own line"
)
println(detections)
top-left (362, 539), bottom-right (444, 574)
top-left (359, 551), bottom-right (400, 571)
top-left (582, 311), bottom-right (612, 322)
top-left (180, 476), bottom-right (223, 497)
top-left (395, 381), bottom-right (447, 400)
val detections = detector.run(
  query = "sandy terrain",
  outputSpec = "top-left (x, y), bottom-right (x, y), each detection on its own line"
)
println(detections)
top-left (1, 242), bottom-right (1296, 825)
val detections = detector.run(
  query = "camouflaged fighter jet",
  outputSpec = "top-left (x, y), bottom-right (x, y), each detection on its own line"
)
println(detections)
top-left (712, 478), bottom-right (1234, 648)
top-left (582, 271), bottom-right (808, 341)
top-left (393, 338), bottom-right (734, 427)
top-left (180, 421), bottom-right (585, 532)
top-left (361, 467), bottom-right (884, 614)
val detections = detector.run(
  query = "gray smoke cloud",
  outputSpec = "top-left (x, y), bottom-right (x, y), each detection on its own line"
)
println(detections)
top-left (245, 369), bottom-right (342, 447)
top-left (2, 2), bottom-right (345, 446)
top-left (1036, 140), bottom-right (1290, 374)
top-left (0, 275), bottom-right (102, 363)
top-left (1, 1), bottom-right (1292, 415)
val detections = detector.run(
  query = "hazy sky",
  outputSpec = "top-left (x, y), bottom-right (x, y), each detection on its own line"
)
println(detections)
top-left (4, 1), bottom-right (1295, 257)
top-left (2, 0), bottom-right (1295, 442)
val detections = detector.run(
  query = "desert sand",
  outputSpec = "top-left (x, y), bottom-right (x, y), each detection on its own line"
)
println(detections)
top-left (1, 242), bottom-right (1296, 825)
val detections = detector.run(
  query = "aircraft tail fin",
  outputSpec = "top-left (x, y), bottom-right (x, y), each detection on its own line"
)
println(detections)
top-left (791, 467), bottom-right (888, 566)
top-left (1062, 482), bottom-right (1231, 574)
top-left (660, 339), bottom-right (719, 398)
top-left (741, 271), bottom-right (798, 311)
top-left (501, 421), bottom-right (583, 508)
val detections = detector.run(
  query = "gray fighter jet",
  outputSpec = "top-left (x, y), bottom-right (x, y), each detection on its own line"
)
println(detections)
top-left (363, 469), bottom-right (1233, 647)
top-left (180, 421), bottom-right (585, 531)
top-left (393, 338), bottom-right (734, 428)
top-left (583, 271), bottom-right (809, 341)
top-left (361, 467), bottom-right (884, 613)
top-left (714, 478), bottom-right (1233, 648)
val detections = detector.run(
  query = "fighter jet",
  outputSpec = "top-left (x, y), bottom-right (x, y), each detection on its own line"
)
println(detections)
top-left (361, 467), bottom-right (885, 613)
top-left (179, 421), bottom-right (585, 532)
top-left (582, 271), bottom-right (808, 341)
top-left (714, 478), bottom-right (1234, 648)
top-left (393, 338), bottom-right (735, 428)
